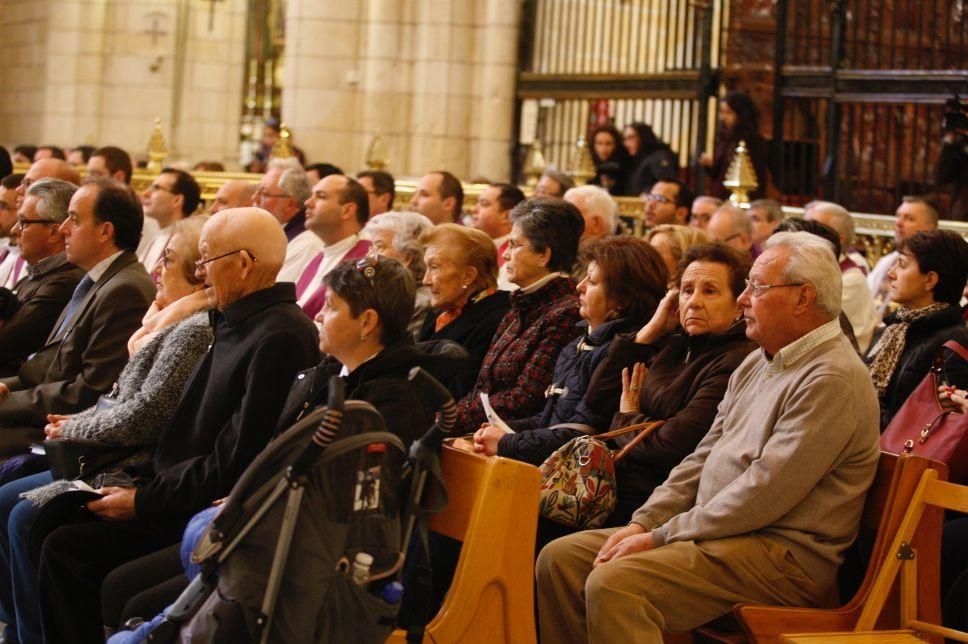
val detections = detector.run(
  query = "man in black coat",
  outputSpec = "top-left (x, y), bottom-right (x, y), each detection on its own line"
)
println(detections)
top-left (0, 179), bottom-right (84, 377)
top-left (0, 178), bottom-right (154, 454)
top-left (36, 208), bottom-right (321, 644)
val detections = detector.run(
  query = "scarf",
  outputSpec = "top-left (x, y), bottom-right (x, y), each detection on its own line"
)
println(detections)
top-left (867, 302), bottom-right (950, 397)
top-left (434, 288), bottom-right (496, 333)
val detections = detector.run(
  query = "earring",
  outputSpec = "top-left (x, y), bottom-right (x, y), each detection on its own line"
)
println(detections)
top-left (360, 333), bottom-right (368, 341)
top-left (461, 284), bottom-right (468, 290)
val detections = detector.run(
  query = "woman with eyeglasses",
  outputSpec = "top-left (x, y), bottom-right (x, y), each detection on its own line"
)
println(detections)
top-left (864, 229), bottom-right (968, 429)
top-left (0, 216), bottom-right (213, 644)
top-left (454, 197), bottom-right (585, 433)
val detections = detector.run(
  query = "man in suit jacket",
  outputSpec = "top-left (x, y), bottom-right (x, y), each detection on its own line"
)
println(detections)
top-left (0, 178), bottom-right (155, 454)
top-left (0, 179), bottom-right (85, 376)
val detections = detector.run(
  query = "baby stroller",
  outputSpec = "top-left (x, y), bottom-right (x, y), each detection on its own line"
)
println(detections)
top-left (140, 368), bottom-right (455, 644)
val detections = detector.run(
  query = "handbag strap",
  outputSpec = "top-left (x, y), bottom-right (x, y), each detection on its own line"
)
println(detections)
top-left (612, 420), bottom-right (666, 463)
top-left (942, 340), bottom-right (968, 364)
top-left (595, 419), bottom-right (661, 441)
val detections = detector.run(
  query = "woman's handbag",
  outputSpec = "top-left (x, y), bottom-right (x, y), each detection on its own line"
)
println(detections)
top-left (537, 419), bottom-right (665, 530)
top-left (881, 340), bottom-right (968, 481)
top-left (44, 438), bottom-right (140, 480)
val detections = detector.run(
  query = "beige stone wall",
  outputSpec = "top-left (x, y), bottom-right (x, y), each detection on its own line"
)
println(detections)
top-left (284, 0), bottom-right (521, 181)
top-left (0, 0), bottom-right (247, 166)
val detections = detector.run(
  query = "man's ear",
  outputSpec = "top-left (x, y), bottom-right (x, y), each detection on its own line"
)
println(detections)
top-left (442, 196), bottom-right (457, 219)
top-left (674, 206), bottom-right (689, 224)
top-left (794, 284), bottom-right (818, 315)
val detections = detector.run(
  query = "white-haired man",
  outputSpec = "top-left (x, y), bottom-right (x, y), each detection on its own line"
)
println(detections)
top-left (706, 204), bottom-right (754, 257)
top-left (805, 201), bottom-right (878, 351)
top-left (254, 158), bottom-right (322, 282)
top-left (564, 184), bottom-right (619, 240)
top-left (537, 232), bottom-right (880, 642)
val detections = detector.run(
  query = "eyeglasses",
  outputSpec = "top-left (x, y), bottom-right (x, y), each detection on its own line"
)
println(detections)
top-left (17, 217), bottom-right (55, 230)
top-left (254, 186), bottom-right (288, 200)
top-left (355, 255), bottom-right (378, 287)
top-left (195, 249), bottom-right (257, 270)
top-left (645, 193), bottom-right (673, 205)
top-left (743, 279), bottom-right (805, 297)
top-left (145, 183), bottom-right (176, 195)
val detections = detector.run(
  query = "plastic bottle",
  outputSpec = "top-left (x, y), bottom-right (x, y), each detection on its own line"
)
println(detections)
top-left (351, 552), bottom-right (373, 585)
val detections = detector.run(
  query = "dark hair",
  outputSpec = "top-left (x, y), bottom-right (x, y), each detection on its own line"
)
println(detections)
top-left (491, 183), bottom-right (526, 212)
top-left (0, 147), bottom-right (11, 180)
top-left (625, 122), bottom-right (672, 159)
top-left (357, 170), bottom-right (395, 205)
top-left (14, 145), bottom-right (37, 161)
top-left (160, 167), bottom-right (201, 216)
top-left (580, 236), bottom-right (668, 321)
top-left (323, 255), bottom-right (416, 345)
top-left (655, 178), bottom-right (694, 209)
top-left (339, 176), bottom-right (370, 225)
top-left (774, 218), bottom-right (842, 257)
top-left (84, 178), bottom-right (144, 252)
top-left (721, 91), bottom-right (761, 143)
top-left (432, 170), bottom-right (464, 219)
top-left (0, 174), bottom-right (23, 190)
top-left (307, 162), bottom-right (343, 179)
top-left (92, 146), bottom-right (134, 184)
top-left (676, 242), bottom-right (752, 298)
top-left (589, 124), bottom-right (630, 166)
top-left (899, 229), bottom-right (968, 306)
top-left (509, 197), bottom-right (585, 271)
top-left (901, 195), bottom-right (941, 226)
top-left (36, 145), bottom-right (65, 160)
top-left (71, 145), bottom-right (96, 163)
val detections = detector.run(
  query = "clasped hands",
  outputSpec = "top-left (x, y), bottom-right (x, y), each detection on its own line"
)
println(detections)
top-left (593, 523), bottom-right (655, 566)
top-left (472, 423), bottom-right (504, 456)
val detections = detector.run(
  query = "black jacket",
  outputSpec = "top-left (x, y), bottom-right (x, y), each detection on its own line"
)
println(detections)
top-left (498, 317), bottom-right (641, 462)
top-left (625, 146), bottom-right (678, 196)
top-left (867, 305), bottom-right (968, 428)
top-left (276, 337), bottom-right (464, 446)
top-left (418, 290), bottom-right (510, 399)
top-left (133, 283), bottom-right (320, 519)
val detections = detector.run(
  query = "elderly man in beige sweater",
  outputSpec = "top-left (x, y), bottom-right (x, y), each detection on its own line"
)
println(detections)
top-left (536, 232), bottom-right (881, 643)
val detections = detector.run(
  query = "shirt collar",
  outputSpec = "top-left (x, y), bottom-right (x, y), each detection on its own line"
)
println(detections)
top-left (87, 250), bottom-right (124, 283)
top-left (520, 271), bottom-right (569, 295)
top-left (765, 317), bottom-right (842, 375)
top-left (220, 282), bottom-right (298, 326)
top-left (25, 251), bottom-right (70, 278)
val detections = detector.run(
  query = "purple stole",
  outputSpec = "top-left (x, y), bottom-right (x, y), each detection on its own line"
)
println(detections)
top-left (839, 255), bottom-right (861, 274)
top-left (296, 239), bottom-right (372, 319)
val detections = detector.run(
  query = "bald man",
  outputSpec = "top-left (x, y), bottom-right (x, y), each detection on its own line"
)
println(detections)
top-left (38, 207), bottom-right (321, 644)
top-left (208, 180), bottom-right (257, 214)
top-left (16, 159), bottom-right (81, 205)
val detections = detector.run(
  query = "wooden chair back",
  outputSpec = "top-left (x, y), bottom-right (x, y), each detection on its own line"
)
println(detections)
top-left (734, 453), bottom-right (947, 643)
top-left (386, 445), bottom-right (542, 644)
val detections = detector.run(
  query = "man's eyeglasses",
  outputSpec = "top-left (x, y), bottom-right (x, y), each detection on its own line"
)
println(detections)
top-left (743, 279), bottom-right (805, 297)
top-left (17, 217), bottom-right (55, 231)
top-left (355, 255), bottom-right (378, 287)
top-left (195, 249), bottom-right (257, 270)
top-left (254, 186), bottom-right (288, 200)
top-left (645, 193), bottom-right (673, 205)
top-left (145, 183), bottom-right (176, 195)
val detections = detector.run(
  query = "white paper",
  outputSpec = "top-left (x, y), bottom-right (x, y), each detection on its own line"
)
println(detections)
top-left (481, 393), bottom-right (514, 434)
top-left (71, 480), bottom-right (100, 494)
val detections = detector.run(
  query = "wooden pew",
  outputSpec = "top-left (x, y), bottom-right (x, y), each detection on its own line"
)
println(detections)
top-left (386, 444), bottom-right (542, 644)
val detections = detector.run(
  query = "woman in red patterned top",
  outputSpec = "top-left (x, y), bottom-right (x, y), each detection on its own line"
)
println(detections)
top-left (454, 197), bottom-right (585, 433)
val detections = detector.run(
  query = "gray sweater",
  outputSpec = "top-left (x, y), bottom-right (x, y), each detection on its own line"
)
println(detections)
top-left (631, 326), bottom-right (880, 590)
top-left (23, 312), bottom-right (212, 506)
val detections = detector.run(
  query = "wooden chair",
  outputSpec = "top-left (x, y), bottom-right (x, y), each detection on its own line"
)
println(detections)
top-left (778, 467), bottom-right (968, 643)
top-left (386, 444), bottom-right (542, 644)
top-left (731, 453), bottom-right (947, 644)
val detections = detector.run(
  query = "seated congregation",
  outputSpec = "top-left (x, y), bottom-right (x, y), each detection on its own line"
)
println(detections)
top-left (0, 140), bottom-right (965, 643)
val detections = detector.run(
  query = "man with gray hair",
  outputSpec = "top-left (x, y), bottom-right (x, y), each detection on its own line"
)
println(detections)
top-left (0, 179), bottom-right (84, 374)
top-left (804, 200), bottom-right (878, 351)
top-left (534, 169), bottom-right (575, 199)
top-left (564, 185), bottom-right (619, 240)
top-left (254, 158), bottom-right (323, 282)
top-left (537, 231), bottom-right (880, 642)
top-left (749, 198), bottom-right (784, 249)
top-left (706, 204), bottom-right (754, 256)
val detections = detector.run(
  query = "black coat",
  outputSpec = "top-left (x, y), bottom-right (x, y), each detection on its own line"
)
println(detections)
top-left (277, 337), bottom-right (462, 447)
top-left (625, 146), bottom-right (679, 196)
top-left (498, 317), bottom-right (641, 462)
top-left (418, 290), bottom-right (510, 399)
top-left (133, 283), bottom-right (320, 520)
top-left (867, 305), bottom-right (968, 428)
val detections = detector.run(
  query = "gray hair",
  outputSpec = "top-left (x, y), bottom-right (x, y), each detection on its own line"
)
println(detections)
top-left (564, 184), bottom-right (618, 235)
top-left (26, 178), bottom-right (77, 223)
top-left (804, 200), bottom-right (854, 248)
top-left (764, 231), bottom-right (842, 319)
top-left (542, 169), bottom-right (574, 194)
top-left (692, 195), bottom-right (723, 210)
top-left (362, 210), bottom-right (435, 281)
top-left (268, 158), bottom-right (312, 205)
top-left (713, 204), bottom-right (752, 236)
top-left (749, 198), bottom-right (784, 223)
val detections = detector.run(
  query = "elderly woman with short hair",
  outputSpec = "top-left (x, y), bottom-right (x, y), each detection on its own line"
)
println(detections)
top-left (454, 197), bottom-right (585, 432)
top-left (362, 210), bottom-right (434, 340)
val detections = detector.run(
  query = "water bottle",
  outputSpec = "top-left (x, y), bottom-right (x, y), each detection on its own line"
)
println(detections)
top-left (351, 552), bottom-right (373, 585)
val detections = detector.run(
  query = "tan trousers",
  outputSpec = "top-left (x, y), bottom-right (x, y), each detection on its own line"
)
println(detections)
top-left (535, 527), bottom-right (825, 644)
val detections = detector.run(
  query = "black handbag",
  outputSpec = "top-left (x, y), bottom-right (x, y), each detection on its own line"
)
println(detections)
top-left (44, 438), bottom-right (140, 480)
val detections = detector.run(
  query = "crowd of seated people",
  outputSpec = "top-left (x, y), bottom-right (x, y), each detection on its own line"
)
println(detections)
top-left (0, 136), bottom-right (967, 643)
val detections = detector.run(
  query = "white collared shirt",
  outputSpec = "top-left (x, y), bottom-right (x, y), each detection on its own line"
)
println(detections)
top-left (296, 234), bottom-right (360, 307)
top-left (87, 250), bottom-right (125, 284)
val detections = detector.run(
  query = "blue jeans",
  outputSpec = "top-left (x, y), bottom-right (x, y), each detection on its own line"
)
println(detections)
top-left (0, 470), bottom-right (54, 643)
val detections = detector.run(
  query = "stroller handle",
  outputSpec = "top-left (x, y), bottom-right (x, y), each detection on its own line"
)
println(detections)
top-left (408, 367), bottom-right (457, 452)
top-left (288, 376), bottom-right (345, 478)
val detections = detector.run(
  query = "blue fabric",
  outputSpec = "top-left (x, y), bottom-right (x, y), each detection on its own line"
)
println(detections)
top-left (0, 470), bottom-right (54, 643)
top-left (107, 611), bottom-right (167, 643)
top-left (53, 274), bottom-right (94, 339)
top-left (180, 505), bottom-right (220, 580)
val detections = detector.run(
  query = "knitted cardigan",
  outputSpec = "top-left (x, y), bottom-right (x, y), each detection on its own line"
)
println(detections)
top-left (23, 312), bottom-right (213, 506)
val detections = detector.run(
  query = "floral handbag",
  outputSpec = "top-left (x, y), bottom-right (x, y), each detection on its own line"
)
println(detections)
top-left (537, 420), bottom-right (665, 530)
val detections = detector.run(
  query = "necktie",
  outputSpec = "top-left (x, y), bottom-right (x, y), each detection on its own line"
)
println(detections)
top-left (54, 275), bottom-right (95, 338)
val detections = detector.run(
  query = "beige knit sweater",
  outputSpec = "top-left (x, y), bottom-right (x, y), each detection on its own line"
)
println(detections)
top-left (631, 325), bottom-right (880, 590)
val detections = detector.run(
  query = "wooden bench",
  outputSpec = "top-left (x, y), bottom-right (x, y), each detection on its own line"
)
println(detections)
top-left (386, 444), bottom-right (542, 644)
